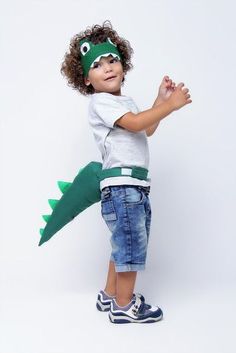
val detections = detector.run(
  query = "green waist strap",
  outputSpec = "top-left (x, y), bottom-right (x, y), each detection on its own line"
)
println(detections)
top-left (99, 166), bottom-right (149, 181)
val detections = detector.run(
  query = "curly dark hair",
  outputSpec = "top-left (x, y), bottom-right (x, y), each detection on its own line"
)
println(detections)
top-left (60, 20), bottom-right (134, 96)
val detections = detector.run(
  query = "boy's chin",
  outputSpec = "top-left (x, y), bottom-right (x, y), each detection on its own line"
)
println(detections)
top-left (95, 87), bottom-right (121, 95)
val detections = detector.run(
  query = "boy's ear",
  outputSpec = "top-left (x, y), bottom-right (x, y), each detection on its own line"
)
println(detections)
top-left (84, 77), bottom-right (91, 86)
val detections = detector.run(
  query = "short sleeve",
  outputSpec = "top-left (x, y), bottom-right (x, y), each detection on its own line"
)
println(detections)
top-left (91, 94), bottom-right (130, 128)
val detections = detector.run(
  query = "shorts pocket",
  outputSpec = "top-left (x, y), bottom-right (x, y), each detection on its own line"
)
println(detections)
top-left (101, 187), bottom-right (111, 201)
top-left (125, 187), bottom-right (144, 205)
top-left (101, 200), bottom-right (117, 221)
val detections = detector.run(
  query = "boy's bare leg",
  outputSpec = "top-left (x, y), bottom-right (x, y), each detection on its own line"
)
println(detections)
top-left (116, 271), bottom-right (137, 307)
top-left (104, 260), bottom-right (137, 306)
top-left (104, 260), bottom-right (117, 296)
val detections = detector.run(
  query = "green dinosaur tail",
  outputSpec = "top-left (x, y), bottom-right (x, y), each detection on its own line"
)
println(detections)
top-left (39, 161), bottom-right (102, 246)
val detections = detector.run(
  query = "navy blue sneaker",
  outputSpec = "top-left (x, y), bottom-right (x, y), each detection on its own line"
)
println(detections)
top-left (109, 294), bottom-right (163, 324)
top-left (96, 290), bottom-right (145, 312)
top-left (96, 290), bottom-right (116, 312)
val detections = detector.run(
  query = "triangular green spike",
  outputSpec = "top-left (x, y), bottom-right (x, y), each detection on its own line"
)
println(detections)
top-left (78, 167), bottom-right (84, 174)
top-left (40, 228), bottom-right (44, 236)
top-left (57, 181), bottom-right (72, 193)
top-left (42, 214), bottom-right (51, 222)
top-left (48, 199), bottom-right (59, 209)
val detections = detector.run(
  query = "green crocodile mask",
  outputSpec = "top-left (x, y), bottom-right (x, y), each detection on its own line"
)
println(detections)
top-left (79, 37), bottom-right (122, 77)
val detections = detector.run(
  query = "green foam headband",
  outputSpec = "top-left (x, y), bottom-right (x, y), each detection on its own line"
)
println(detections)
top-left (79, 37), bottom-right (122, 77)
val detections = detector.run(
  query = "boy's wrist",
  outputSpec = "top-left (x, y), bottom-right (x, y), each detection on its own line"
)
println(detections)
top-left (152, 97), bottom-right (164, 107)
top-left (153, 99), bottom-right (175, 120)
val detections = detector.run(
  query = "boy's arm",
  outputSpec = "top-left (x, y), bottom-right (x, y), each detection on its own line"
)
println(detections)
top-left (115, 100), bottom-right (174, 133)
top-left (145, 98), bottom-right (164, 137)
top-left (145, 122), bottom-right (160, 137)
top-left (115, 82), bottom-right (191, 133)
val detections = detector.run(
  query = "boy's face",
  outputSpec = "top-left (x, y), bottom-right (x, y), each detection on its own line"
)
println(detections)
top-left (84, 55), bottom-right (125, 96)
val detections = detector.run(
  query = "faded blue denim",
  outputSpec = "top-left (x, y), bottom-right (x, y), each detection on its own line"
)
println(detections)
top-left (101, 185), bottom-right (151, 272)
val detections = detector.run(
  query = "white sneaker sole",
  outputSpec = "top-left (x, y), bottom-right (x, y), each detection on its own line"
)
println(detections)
top-left (109, 312), bottom-right (163, 324)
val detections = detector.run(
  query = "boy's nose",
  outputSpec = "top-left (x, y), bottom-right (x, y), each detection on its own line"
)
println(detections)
top-left (103, 63), bottom-right (112, 72)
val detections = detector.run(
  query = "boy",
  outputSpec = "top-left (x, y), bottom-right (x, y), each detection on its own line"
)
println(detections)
top-left (61, 20), bottom-right (192, 324)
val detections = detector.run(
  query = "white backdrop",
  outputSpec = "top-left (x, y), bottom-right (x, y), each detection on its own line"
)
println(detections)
top-left (1, 1), bottom-right (236, 352)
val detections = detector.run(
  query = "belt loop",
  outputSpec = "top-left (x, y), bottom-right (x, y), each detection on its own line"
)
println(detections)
top-left (121, 168), bottom-right (132, 176)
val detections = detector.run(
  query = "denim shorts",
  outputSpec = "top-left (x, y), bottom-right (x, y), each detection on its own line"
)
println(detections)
top-left (101, 185), bottom-right (151, 272)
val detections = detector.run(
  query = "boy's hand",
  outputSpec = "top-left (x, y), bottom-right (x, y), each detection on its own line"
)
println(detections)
top-left (158, 76), bottom-right (176, 100)
top-left (168, 82), bottom-right (192, 111)
top-left (153, 75), bottom-right (176, 107)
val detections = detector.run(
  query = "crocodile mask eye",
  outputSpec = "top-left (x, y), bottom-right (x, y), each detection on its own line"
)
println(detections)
top-left (80, 42), bottom-right (91, 56)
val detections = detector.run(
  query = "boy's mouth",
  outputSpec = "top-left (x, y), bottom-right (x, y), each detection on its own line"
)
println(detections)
top-left (105, 76), bottom-right (116, 81)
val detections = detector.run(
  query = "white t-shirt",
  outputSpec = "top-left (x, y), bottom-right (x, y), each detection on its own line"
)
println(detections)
top-left (88, 92), bottom-right (151, 190)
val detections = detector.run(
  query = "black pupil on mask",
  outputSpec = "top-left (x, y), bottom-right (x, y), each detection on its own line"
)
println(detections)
top-left (83, 46), bottom-right (87, 53)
